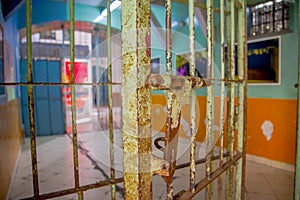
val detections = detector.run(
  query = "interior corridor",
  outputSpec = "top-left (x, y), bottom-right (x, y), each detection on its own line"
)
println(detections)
top-left (8, 131), bottom-right (294, 200)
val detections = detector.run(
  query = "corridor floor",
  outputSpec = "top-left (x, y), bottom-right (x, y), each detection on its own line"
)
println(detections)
top-left (8, 131), bottom-right (294, 200)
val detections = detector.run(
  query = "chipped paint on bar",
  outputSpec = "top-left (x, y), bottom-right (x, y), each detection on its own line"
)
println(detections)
top-left (26, 0), bottom-right (40, 197)
top-left (121, 0), bottom-right (152, 199)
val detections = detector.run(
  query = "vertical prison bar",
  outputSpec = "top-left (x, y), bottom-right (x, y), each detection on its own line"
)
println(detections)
top-left (205, 0), bottom-right (215, 199)
top-left (295, 0), bottom-right (300, 198)
top-left (26, 0), bottom-right (40, 197)
top-left (235, 0), bottom-right (247, 199)
top-left (106, 0), bottom-right (116, 199)
top-left (226, 0), bottom-right (236, 199)
top-left (20, 0), bottom-right (248, 199)
top-left (165, 0), bottom-right (174, 198)
top-left (121, 0), bottom-right (152, 199)
top-left (218, 0), bottom-right (226, 199)
top-left (69, 0), bottom-right (83, 199)
top-left (188, 0), bottom-right (197, 198)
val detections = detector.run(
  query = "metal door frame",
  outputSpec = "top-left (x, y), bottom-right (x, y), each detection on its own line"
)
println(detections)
top-left (121, 0), bottom-right (247, 199)
top-left (11, 0), bottom-right (247, 199)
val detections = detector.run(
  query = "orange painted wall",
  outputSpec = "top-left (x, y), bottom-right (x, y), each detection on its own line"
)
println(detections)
top-left (151, 95), bottom-right (297, 165)
top-left (246, 98), bottom-right (297, 165)
top-left (0, 99), bottom-right (23, 199)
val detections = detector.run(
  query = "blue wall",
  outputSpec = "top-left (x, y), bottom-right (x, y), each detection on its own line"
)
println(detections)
top-left (0, 1), bottom-right (20, 104)
top-left (18, 0), bottom-right (67, 29)
top-left (3, 0), bottom-right (300, 102)
top-left (247, 1), bottom-right (298, 99)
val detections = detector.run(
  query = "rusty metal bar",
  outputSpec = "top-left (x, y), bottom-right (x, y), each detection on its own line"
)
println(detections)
top-left (26, 0), bottom-right (40, 197)
top-left (21, 178), bottom-right (124, 200)
top-left (148, 74), bottom-right (204, 90)
top-left (21, 152), bottom-right (230, 200)
top-left (121, 0), bottom-right (152, 199)
top-left (165, 0), bottom-right (175, 198)
top-left (175, 153), bottom-right (243, 200)
top-left (166, 0), bottom-right (172, 76)
top-left (176, 152), bottom-right (230, 170)
top-left (205, 0), bottom-right (214, 199)
top-left (218, 0), bottom-right (226, 199)
top-left (70, 0), bottom-right (83, 199)
top-left (188, 0), bottom-right (196, 198)
top-left (0, 82), bottom-right (121, 86)
top-left (295, 0), bottom-right (300, 198)
top-left (225, 0), bottom-right (236, 199)
top-left (235, 1), bottom-right (247, 199)
top-left (106, 0), bottom-right (116, 199)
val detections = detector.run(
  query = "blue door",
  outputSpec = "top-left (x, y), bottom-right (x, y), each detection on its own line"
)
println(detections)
top-left (20, 59), bottom-right (65, 136)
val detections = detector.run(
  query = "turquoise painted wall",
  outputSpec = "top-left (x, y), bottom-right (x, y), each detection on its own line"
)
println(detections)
top-left (156, 1), bottom-right (299, 100)
top-left (18, 0), bottom-right (67, 29)
top-left (67, 3), bottom-right (121, 30)
top-left (248, 1), bottom-right (298, 99)
top-left (12, 0), bottom-right (300, 100)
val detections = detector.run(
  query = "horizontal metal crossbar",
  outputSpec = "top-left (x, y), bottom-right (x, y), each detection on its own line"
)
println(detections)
top-left (174, 152), bottom-right (243, 200)
top-left (0, 82), bottom-right (121, 86)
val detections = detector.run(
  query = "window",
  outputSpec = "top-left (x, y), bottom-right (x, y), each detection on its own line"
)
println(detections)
top-left (247, 37), bottom-right (280, 84)
top-left (225, 37), bottom-right (280, 84)
top-left (249, 0), bottom-right (289, 37)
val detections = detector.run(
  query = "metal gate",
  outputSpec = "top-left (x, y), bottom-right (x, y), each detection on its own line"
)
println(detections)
top-left (20, 0), bottom-right (247, 199)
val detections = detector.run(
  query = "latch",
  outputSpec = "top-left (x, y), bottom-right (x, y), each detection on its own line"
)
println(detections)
top-left (149, 74), bottom-right (204, 183)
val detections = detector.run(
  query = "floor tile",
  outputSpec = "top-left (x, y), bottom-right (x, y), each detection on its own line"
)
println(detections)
top-left (8, 133), bottom-right (296, 200)
top-left (247, 192), bottom-right (278, 200)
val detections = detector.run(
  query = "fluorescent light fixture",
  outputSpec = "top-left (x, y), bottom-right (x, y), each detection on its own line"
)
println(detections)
top-left (94, 15), bottom-right (104, 22)
top-left (93, 0), bottom-right (121, 22)
top-left (172, 21), bottom-right (179, 28)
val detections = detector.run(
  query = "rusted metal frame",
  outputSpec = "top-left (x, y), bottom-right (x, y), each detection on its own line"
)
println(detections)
top-left (188, 0), bottom-right (197, 197)
top-left (225, 0), bottom-right (236, 199)
top-left (0, 82), bottom-right (121, 86)
top-left (121, 0), bottom-right (152, 199)
top-left (70, 0), bottom-right (83, 199)
top-left (235, 1), bottom-right (247, 199)
top-left (164, 0), bottom-right (176, 199)
top-left (26, 0), bottom-right (40, 197)
top-left (106, 0), bottom-right (116, 199)
top-left (21, 151), bottom-right (230, 200)
top-left (21, 178), bottom-right (124, 200)
top-left (176, 152), bottom-right (230, 170)
top-left (205, 0), bottom-right (215, 199)
top-left (166, 0), bottom-right (172, 76)
top-left (295, 0), bottom-right (300, 198)
top-left (148, 74), bottom-right (205, 90)
top-left (174, 152), bottom-right (243, 200)
top-left (218, 0), bottom-right (226, 199)
top-left (164, 92), bottom-right (180, 200)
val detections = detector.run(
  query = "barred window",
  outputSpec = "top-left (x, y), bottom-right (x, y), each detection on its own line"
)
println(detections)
top-left (249, 0), bottom-right (290, 37)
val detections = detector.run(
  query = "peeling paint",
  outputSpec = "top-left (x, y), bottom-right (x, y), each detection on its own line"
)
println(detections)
top-left (261, 120), bottom-right (274, 141)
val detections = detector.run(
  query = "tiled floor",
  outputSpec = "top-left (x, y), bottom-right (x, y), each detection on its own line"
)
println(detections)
top-left (8, 131), bottom-right (295, 200)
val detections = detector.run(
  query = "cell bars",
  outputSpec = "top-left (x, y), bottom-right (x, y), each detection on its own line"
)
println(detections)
top-left (21, 0), bottom-right (121, 199)
top-left (20, 0), bottom-right (247, 199)
top-left (121, 0), bottom-right (247, 199)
